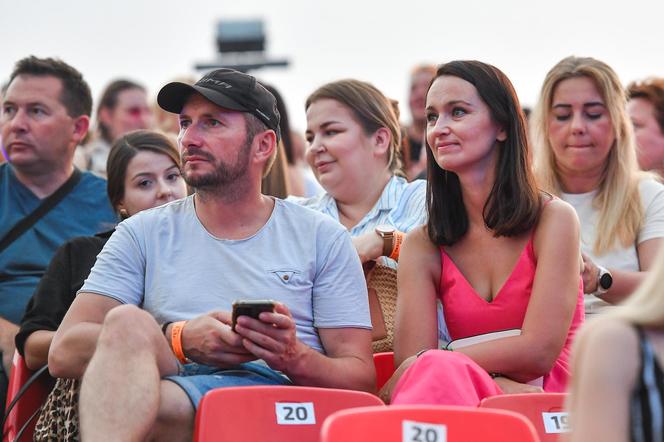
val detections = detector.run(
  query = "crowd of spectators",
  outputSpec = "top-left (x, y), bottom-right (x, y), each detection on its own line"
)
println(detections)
top-left (2, 53), bottom-right (664, 441)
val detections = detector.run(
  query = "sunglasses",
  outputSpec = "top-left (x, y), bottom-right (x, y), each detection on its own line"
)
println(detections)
top-left (126, 106), bottom-right (151, 118)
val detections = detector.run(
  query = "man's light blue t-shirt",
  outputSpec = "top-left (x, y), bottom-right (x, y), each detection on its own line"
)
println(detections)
top-left (80, 196), bottom-right (371, 353)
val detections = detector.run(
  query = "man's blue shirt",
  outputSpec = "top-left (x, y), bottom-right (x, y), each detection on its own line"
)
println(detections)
top-left (0, 163), bottom-right (117, 323)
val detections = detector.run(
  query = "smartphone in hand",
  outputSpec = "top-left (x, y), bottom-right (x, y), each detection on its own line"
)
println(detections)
top-left (231, 300), bottom-right (276, 331)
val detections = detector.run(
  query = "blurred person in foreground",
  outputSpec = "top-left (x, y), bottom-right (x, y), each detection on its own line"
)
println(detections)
top-left (568, 245), bottom-right (664, 442)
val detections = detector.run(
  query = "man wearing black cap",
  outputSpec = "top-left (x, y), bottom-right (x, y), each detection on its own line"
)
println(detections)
top-left (49, 69), bottom-right (374, 441)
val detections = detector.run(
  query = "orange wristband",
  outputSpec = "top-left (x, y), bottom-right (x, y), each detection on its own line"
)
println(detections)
top-left (389, 231), bottom-right (404, 261)
top-left (170, 320), bottom-right (188, 364)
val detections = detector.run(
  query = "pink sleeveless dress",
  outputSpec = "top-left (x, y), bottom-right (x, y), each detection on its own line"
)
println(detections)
top-left (391, 234), bottom-right (585, 406)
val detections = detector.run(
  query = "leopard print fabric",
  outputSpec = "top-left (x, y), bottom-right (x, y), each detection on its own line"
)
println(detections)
top-left (34, 378), bottom-right (80, 441)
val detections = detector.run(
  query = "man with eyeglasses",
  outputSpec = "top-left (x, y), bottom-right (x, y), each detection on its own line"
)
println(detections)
top-left (0, 56), bottom-right (116, 410)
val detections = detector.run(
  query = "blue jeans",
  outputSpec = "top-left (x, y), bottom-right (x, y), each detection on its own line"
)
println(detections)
top-left (164, 361), bottom-right (291, 410)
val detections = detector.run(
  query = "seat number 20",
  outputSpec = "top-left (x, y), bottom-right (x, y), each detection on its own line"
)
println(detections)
top-left (402, 420), bottom-right (447, 442)
top-left (275, 402), bottom-right (316, 425)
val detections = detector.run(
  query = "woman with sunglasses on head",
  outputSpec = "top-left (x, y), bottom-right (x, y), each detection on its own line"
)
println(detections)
top-left (531, 57), bottom-right (664, 317)
top-left (382, 60), bottom-right (583, 406)
top-left (15, 130), bottom-right (187, 440)
top-left (77, 80), bottom-right (154, 177)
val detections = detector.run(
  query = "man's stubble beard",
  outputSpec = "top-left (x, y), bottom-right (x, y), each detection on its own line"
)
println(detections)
top-left (182, 137), bottom-right (253, 201)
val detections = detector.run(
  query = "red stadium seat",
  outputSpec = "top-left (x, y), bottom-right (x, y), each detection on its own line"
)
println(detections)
top-left (3, 351), bottom-right (54, 442)
top-left (480, 393), bottom-right (569, 441)
top-left (193, 385), bottom-right (384, 442)
top-left (320, 405), bottom-right (539, 442)
top-left (373, 351), bottom-right (395, 390)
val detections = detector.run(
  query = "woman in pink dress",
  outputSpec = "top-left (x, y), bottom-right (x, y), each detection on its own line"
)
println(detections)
top-left (382, 60), bottom-right (585, 405)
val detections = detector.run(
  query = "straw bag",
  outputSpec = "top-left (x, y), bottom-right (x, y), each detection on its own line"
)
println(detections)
top-left (367, 264), bottom-right (398, 353)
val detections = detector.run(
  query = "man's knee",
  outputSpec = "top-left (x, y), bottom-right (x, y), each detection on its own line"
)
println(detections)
top-left (98, 305), bottom-right (161, 350)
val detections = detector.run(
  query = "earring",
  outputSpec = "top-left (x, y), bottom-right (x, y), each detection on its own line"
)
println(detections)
top-left (119, 208), bottom-right (129, 219)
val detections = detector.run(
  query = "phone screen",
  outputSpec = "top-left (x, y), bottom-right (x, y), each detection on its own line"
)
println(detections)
top-left (231, 300), bottom-right (276, 331)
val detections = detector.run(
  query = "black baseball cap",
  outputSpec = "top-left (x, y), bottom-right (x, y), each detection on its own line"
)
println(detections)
top-left (157, 68), bottom-right (281, 140)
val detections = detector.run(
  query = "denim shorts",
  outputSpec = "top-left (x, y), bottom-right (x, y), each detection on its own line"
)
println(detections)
top-left (164, 361), bottom-right (292, 410)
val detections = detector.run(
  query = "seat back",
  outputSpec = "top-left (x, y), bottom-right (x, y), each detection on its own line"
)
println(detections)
top-left (373, 351), bottom-right (395, 391)
top-left (3, 352), bottom-right (54, 442)
top-left (193, 385), bottom-right (384, 442)
top-left (320, 405), bottom-right (539, 442)
top-left (480, 393), bottom-right (569, 441)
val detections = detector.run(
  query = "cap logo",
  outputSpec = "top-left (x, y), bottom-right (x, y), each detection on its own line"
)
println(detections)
top-left (254, 109), bottom-right (271, 121)
top-left (200, 78), bottom-right (232, 89)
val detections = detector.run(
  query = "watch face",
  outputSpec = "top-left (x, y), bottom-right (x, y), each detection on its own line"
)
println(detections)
top-left (599, 272), bottom-right (613, 290)
top-left (375, 224), bottom-right (395, 235)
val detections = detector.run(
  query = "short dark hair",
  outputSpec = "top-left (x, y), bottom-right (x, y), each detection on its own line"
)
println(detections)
top-left (426, 60), bottom-right (541, 246)
top-left (97, 79), bottom-right (146, 143)
top-left (9, 56), bottom-right (92, 118)
top-left (628, 77), bottom-right (664, 134)
top-left (106, 130), bottom-right (181, 213)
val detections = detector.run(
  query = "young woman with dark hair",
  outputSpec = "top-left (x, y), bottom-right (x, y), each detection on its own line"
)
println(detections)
top-left (382, 61), bottom-right (584, 405)
top-left (18, 129), bottom-right (186, 369)
top-left (16, 130), bottom-right (187, 440)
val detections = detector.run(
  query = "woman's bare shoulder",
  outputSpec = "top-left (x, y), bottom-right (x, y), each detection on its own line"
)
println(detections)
top-left (401, 225), bottom-right (441, 273)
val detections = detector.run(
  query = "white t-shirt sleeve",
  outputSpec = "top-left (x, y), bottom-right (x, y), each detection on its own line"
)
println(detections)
top-left (311, 229), bottom-right (371, 329)
top-left (638, 179), bottom-right (664, 244)
top-left (79, 216), bottom-right (146, 305)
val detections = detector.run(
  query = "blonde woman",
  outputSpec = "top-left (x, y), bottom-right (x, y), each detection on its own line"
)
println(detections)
top-left (531, 56), bottom-right (664, 315)
top-left (567, 246), bottom-right (664, 442)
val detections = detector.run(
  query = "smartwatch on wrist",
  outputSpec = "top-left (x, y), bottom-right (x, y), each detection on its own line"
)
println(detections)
top-left (593, 264), bottom-right (613, 297)
top-left (375, 224), bottom-right (396, 257)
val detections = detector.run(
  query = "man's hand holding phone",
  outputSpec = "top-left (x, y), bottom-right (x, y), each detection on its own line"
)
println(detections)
top-left (233, 301), bottom-right (308, 374)
top-left (180, 311), bottom-right (255, 367)
top-left (231, 300), bottom-right (277, 331)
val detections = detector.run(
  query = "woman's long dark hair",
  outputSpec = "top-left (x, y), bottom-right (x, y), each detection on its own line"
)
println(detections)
top-left (426, 60), bottom-right (541, 246)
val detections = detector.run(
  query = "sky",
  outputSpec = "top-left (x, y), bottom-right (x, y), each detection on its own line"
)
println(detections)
top-left (2, 0), bottom-right (664, 131)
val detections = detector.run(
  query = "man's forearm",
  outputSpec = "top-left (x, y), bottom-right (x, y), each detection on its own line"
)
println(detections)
top-left (284, 348), bottom-right (376, 393)
top-left (49, 323), bottom-right (101, 379)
